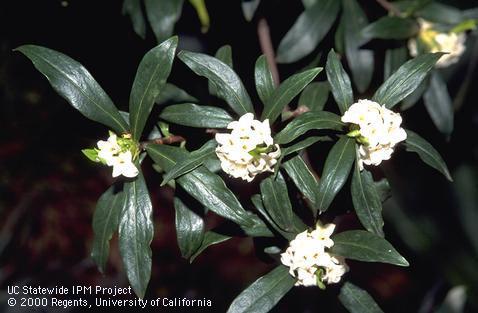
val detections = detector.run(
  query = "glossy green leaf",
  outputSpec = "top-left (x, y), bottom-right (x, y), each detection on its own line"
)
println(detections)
top-left (122, 0), bottom-right (147, 39)
top-left (144, 0), bottom-right (183, 42)
top-left (16, 45), bottom-right (128, 133)
top-left (339, 282), bottom-right (385, 313)
top-left (417, 2), bottom-right (464, 25)
top-left (276, 0), bottom-right (340, 63)
top-left (209, 45), bottom-right (233, 97)
top-left (423, 72), bottom-right (454, 136)
top-left (119, 172), bottom-right (154, 298)
top-left (351, 159), bottom-right (384, 237)
top-left (130, 37), bottom-right (178, 140)
top-left (91, 185), bottom-right (126, 273)
top-left (260, 172), bottom-right (306, 234)
top-left (331, 230), bottom-right (409, 266)
top-left (326, 50), bottom-right (354, 114)
top-left (401, 77), bottom-right (429, 110)
top-left (334, 15), bottom-right (345, 55)
top-left (178, 50), bottom-right (254, 116)
top-left (362, 16), bottom-right (419, 40)
top-left (281, 136), bottom-right (331, 157)
top-left (255, 55), bottom-right (276, 105)
top-left (261, 67), bottom-right (321, 123)
top-left (282, 155), bottom-right (319, 205)
top-left (161, 140), bottom-right (217, 186)
top-left (155, 83), bottom-right (197, 105)
top-left (373, 53), bottom-right (443, 109)
top-left (342, 0), bottom-right (374, 93)
top-left (298, 81), bottom-right (329, 112)
top-left (190, 231), bottom-right (231, 262)
top-left (403, 130), bottom-right (452, 181)
top-left (384, 46), bottom-right (408, 80)
top-left (174, 197), bottom-right (205, 259)
top-left (316, 137), bottom-right (355, 214)
top-left (242, 0), bottom-right (261, 21)
top-left (274, 111), bottom-right (344, 145)
top-left (251, 194), bottom-right (294, 240)
top-left (160, 103), bottom-right (234, 128)
top-left (227, 265), bottom-right (296, 313)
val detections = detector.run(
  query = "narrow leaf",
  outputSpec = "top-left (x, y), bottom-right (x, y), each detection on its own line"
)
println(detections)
top-left (339, 282), bottom-right (385, 313)
top-left (423, 72), bottom-right (454, 136)
top-left (373, 53), bottom-right (443, 109)
top-left (384, 46), bottom-right (408, 80)
top-left (155, 83), bottom-right (198, 105)
top-left (242, 0), bottom-right (261, 21)
top-left (209, 45), bottom-right (233, 97)
top-left (91, 185), bottom-right (126, 273)
top-left (16, 45), bottom-right (128, 133)
top-left (122, 0), bottom-right (147, 39)
top-left (274, 111), bottom-right (344, 145)
top-left (326, 50), bottom-right (354, 114)
top-left (255, 55), bottom-right (275, 105)
top-left (298, 81), bottom-right (329, 112)
top-left (316, 137), bottom-right (355, 214)
top-left (119, 172), bottom-right (154, 298)
top-left (178, 50), bottom-right (254, 116)
top-left (276, 0), bottom-right (340, 63)
top-left (403, 130), bottom-right (452, 181)
top-left (282, 155), bottom-right (319, 205)
top-left (130, 36), bottom-right (178, 140)
top-left (227, 265), bottom-right (296, 313)
top-left (190, 231), bottom-right (231, 262)
top-left (281, 136), bottom-right (331, 157)
top-left (251, 194), bottom-right (294, 240)
top-left (144, 0), bottom-right (184, 42)
top-left (361, 16), bottom-right (419, 40)
top-left (261, 67), bottom-right (322, 123)
top-left (417, 2), bottom-right (464, 25)
top-left (174, 197), bottom-right (205, 259)
top-left (331, 230), bottom-right (409, 266)
top-left (160, 103), bottom-right (234, 128)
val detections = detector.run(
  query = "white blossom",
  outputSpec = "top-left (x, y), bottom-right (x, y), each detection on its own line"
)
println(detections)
top-left (111, 151), bottom-right (139, 178)
top-left (408, 19), bottom-right (466, 68)
top-left (280, 223), bottom-right (348, 287)
top-left (95, 132), bottom-right (139, 178)
top-left (215, 113), bottom-right (281, 182)
top-left (341, 99), bottom-right (407, 170)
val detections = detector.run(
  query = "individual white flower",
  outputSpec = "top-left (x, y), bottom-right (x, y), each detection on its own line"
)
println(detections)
top-left (215, 113), bottom-right (281, 182)
top-left (111, 150), bottom-right (139, 178)
top-left (280, 223), bottom-right (348, 287)
top-left (341, 99), bottom-right (407, 170)
top-left (408, 19), bottom-right (466, 68)
top-left (97, 132), bottom-right (121, 166)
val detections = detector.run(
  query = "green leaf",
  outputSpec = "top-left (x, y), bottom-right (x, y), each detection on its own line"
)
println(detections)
top-left (417, 3), bottom-right (464, 25)
top-left (351, 159), bottom-right (384, 237)
top-left (281, 136), bottom-right (331, 157)
top-left (178, 50), bottom-right (254, 116)
top-left (16, 45), bottom-right (128, 133)
top-left (261, 67), bottom-right (322, 123)
top-left (361, 16), bottom-right (419, 40)
top-left (331, 230), bottom-right (409, 266)
top-left (373, 53), bottom-right (443, 109)
top-left (255, 55), bottom-right (276, 105)
top-left (130, 37), bottom-right (178, 140)
top-left (276, 0), bottom-right (340, 63)
top-left (209, 45), bottom-right (233, 97)
top-left (82, 148), bottom-right (99, 162)
top-left (298, 81), bottom-right (329, 112)
top-left (227, 265), bottom-right (296, 313)
top-left (119, 172), bottom-right (154, 298)
top-left (282, 155), bottom-right (319, 205)
top-left (260, 172), bottom-right (306, 234)
top-left (190, 231), bottom-right (231, 262)
top-left (174, 197), bottom-right (205, 259)
top-left (155, 83), bottom-right (198, 105)
top-left (91, 185), bottom-right (126, 273)
top-left (384, 46), bottom-right (408, 80)
top-left (146, 144), bottom-right (254, 227)
top-left (401, 77), bottom-right (429, 110)
top-left (315, 137), bottom-right (355, 214)
top-left (334, 15), bottom-right (346, 55)
top-left (160, 103), bottom-right (234, 128)
top-left (326, 50), bottom-right (354, 114)
top-left (403, 130), bottom-right (452, 181)
top-left (189, 0), bottom-right (210, 33)
top-left (274, 111), bottom-right (344, 145)
top-left (122, 0), bottom-right (147, 39)
top-left (161, 140), bottom-right (217, 186)
top-left (251, 194), bottom-right (294, 240)
top-left (423, 72), bottom-right (454, 136)
top-left (144, 0), bottom-right (184, 42)
top-left (339, 282), bottom-right (385, 313)
top-left (342, 0), bottom-right (374, 93)
top-left (242, 0), bottom-right (261, 21)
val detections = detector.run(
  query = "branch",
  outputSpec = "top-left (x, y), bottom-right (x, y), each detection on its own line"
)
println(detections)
top-left (257, 18), bottom-right (280, 86)
top-left (376, 0), bottom-right (401, 16)
top-left (140, 135), bottom-right (185, 149)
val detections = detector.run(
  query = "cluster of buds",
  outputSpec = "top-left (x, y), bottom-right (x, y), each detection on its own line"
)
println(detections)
top-left (82, 131), bottom-right (139, 178)
top-left (408, 18), bottom-right (466, 68)
top-left (342, 100), bottom-right (407, 170)
top-left (281, 223), bottom-right (348, 287)
top-left (215, 113), bottom-right (281, 182)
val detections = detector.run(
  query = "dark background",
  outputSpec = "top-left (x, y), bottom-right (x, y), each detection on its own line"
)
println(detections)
top-left (1, 0), bottom-right (477, 312)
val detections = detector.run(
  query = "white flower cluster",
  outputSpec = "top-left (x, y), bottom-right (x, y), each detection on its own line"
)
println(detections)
top-left (408, 19), bottom-right (466, 68)
top-left (281, 223), bottom-right (348, 287)
top-left (96, 132), bottom-right (139, 178)
top-left (341, 99), bottom-right (407, 170)
top-left (215, 113), bottom-right (281, 182)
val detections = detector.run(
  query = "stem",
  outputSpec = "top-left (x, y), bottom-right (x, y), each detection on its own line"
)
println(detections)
top-left (257, 18), bottom-right (280, 86)
top-left (140, 135), bottom-right (185, 150)
top-left (375, 0), bottom-right (401, 16)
